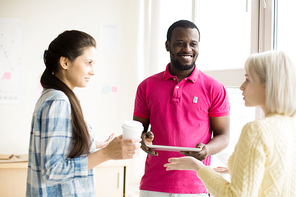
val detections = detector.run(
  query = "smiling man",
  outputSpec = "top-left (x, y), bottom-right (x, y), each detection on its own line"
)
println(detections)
top-left (133, 20), bottom-right (230, 197)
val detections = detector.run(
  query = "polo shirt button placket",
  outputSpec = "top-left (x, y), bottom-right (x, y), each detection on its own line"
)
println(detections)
top-left (172, 85), bottom-right (181, 103)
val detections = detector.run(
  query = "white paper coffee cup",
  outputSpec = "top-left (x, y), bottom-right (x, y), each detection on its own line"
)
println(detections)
top-left (122, 120), bottom-right (144, 139)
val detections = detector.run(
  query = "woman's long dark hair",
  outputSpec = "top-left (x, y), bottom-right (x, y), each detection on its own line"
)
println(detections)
top-left (41, 30), bottom-right (96, 158)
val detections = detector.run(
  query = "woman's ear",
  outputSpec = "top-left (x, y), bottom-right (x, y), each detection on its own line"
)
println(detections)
top-left (59, 57), bottom-right (69, 70)
top-left (165, 41), bottom-right (170, 52)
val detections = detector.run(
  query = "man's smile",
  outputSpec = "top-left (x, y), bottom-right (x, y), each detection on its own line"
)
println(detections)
top-left (178, 54), bottom-right (194, 62)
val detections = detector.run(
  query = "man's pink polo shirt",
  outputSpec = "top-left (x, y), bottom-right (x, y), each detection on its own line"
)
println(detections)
top-left (133, 63), bottom-right (230, 194)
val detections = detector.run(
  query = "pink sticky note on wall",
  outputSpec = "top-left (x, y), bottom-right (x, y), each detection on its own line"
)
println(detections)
top-left (111, 86), bottom-right (118, 93)
top-left (3, 72), bottom-right (11, 80)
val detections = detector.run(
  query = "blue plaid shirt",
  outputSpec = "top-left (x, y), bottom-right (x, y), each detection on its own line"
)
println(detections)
top-left (26, 89), bottom-right (96, 197)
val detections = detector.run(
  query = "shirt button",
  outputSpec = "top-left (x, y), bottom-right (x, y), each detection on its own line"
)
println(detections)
top-left (176, 86), bottom-right (179, 89)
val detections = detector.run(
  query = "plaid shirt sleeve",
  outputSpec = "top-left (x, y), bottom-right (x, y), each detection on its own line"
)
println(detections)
top-left (26, 89), bottom-right (95, 196)
top-left (39, 97), bottom-right (89, 183)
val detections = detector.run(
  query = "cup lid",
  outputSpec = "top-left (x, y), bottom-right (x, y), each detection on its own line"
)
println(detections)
top-left (122, 120), bottom-right (144, 131)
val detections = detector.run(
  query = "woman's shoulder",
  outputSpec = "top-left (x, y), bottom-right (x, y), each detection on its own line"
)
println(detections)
top-left (242, 114), bottom-right (295, 138)
top-left (240, 117), bottom-right (271, 139)
top-left (242, 117), bottom-right (267, 131)
top-left (42, 89), bottom-right (68, 99)
top-left (35, 89), bottom-right (70, 110)
top-left (250, 114), bottom-right (294, 126)
top-left (40, 89), bottom-right (69, 103)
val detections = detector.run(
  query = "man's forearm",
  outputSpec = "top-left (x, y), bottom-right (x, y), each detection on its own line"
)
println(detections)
top-left (206, 134), bottom-right (229, 155)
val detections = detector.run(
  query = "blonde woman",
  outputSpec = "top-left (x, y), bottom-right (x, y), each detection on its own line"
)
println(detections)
top-left (164, 51), bottom-right (296, 196)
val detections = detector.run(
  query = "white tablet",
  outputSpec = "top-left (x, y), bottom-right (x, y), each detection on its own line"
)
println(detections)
top-left (147, 145), bottom-right (201, 152)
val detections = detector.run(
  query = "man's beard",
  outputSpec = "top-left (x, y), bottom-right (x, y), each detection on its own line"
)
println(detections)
top-left (171, 58), bottom-right (195, 71)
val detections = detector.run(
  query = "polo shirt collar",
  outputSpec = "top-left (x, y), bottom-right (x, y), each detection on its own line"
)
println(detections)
top-left (163, 63), bottom-right (199, 83)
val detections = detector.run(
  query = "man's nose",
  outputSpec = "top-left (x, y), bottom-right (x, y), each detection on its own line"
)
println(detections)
top-left (182, 43), bottom-right (192, 53)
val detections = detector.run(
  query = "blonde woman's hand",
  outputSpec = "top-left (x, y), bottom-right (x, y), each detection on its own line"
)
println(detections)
top-left (213, 166), bottom-right (229, 174)
top-left (164, 156), bottom-right (205, 172)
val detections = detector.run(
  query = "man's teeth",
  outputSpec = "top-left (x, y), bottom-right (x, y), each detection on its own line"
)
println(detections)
top-left (181, 55), bottom-right (192, 60)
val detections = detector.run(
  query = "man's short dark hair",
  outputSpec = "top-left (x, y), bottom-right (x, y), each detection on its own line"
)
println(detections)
top-left (166, 20), bottom-right (200, 42)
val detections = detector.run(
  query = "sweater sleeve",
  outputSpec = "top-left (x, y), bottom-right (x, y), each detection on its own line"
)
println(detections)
top-left (197, 121), bottom-right (268, 197)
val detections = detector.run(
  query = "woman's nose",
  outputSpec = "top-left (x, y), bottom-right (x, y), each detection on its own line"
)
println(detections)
top-left (239, 83), bottom-right (244, 91)
top-left (89, 65), bottom-right (95, 75)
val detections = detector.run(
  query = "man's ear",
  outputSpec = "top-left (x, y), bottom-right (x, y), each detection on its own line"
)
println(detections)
top-left (165, 41), bottom-right (170, 52)
top-left (59, 57), bottom-right (69, 70)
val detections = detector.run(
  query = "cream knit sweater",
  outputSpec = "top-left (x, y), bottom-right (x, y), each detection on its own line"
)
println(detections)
top-left (197, 114), bottom-right (296, 197)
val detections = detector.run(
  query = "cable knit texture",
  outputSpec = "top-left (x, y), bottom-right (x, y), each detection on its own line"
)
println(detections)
top-left (197, 114), bottom-right (296, 197)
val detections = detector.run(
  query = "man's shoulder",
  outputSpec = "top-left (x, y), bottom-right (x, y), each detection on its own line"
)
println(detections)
top-left (148, 71), bottom-right (165, 79)
top-left (198, 70), bottom-right (221, 82)
top-left (140, 71), bottom-right (165, 84)
top-left (197, 71), bottom-right (225, 89)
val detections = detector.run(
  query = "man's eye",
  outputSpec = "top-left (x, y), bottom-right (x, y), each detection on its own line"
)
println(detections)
top-left (177, 43), bottom-right (183, 46)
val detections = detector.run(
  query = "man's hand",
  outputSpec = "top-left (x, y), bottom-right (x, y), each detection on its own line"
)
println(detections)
top-left (180, 143), bottom-right (209, 161)
top-left (141, 131), bottom-right (158, 156)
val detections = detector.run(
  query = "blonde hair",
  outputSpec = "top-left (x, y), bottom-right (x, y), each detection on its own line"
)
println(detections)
top-left (245, 51), bottom-right (296, 116)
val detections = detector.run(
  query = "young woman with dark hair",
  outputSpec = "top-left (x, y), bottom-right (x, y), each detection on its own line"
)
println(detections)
top-left (26, 30), bottom-right (141, 197)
